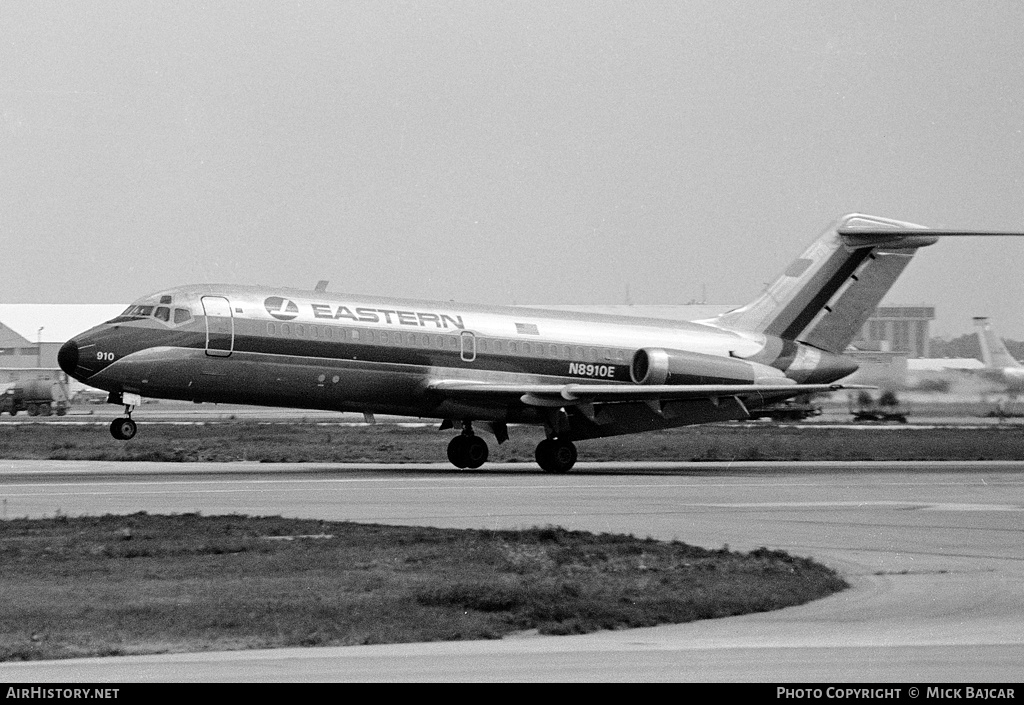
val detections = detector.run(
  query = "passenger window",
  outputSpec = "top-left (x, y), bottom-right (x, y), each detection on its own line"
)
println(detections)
top-left (521, 342), bottom-right (531, 355)
top-left (154, 307), bottom-right (170, 322)
top-left (267, 323), bottom-right (277, 336)
top-left (282, 324), bottom-right (291, 336)
top-left (174, 308), bottom-right (192, 324)
top-left (296, 324), bottom-right (306, 338)
top-left (351, 329), bottom-right (360, 341)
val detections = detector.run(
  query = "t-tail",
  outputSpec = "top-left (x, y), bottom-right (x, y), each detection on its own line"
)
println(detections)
top-left (711, 213), bottom-right (1024, 354)
top-left (973, 317), bottom-right (1024, 370)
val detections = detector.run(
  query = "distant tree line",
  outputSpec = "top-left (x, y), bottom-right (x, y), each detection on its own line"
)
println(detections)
top-left (928, 335), bottom-right (1024, 361)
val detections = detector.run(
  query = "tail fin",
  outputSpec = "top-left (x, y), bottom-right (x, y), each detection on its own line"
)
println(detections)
top-left (712, 213), bottom-right (1024, 354)
top-left (973, 317), bottom-right (1023, 369)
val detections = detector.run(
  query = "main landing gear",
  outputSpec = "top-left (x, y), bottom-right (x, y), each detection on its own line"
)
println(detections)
top-left (444, 421), bottom-right (578, 473)
top-left (444, 434), bottom-right (487, 467)
top-left (109, 404), bottom-right (137, 441)
top-left (447, 430), bottom-right (489, 469)
top-left (535, 437), bottom-right (577, 474)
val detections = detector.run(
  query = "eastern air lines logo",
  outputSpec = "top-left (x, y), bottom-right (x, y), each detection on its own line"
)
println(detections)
top-left (264, 297), bottom-right (299, 320)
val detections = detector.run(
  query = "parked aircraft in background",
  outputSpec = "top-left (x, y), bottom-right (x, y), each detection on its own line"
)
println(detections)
top-left (58, 214), bottom-right (1024, 472)
top-left (973, 317), bottom-right (1024, 394)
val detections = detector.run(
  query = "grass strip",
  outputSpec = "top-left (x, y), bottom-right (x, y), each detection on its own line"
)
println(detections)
top-left (4, 421), bottom-right (1024, 462)
top-left (0, 513), bottom-right (847, 661)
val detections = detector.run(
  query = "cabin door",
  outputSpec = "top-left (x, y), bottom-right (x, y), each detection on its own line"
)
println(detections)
top-left (201, 296), bottom-right (234, 357)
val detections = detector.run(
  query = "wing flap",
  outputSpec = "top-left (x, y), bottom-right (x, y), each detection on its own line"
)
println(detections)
top-left (428, 380), bottom-right (866, 407)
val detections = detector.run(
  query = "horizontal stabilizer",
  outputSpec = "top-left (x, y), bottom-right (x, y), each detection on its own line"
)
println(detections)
top-left (713, 214), bottom-right (1024, 354)
top-left (837, 226), bottom-right (1024, 250)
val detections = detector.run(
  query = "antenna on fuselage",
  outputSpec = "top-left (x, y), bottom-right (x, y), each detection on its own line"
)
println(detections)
top-left (315, 280), bottom-right (329, 292)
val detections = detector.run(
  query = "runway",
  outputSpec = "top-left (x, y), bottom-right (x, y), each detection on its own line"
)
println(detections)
top-left (1, 460), bottom-right (1022, 682)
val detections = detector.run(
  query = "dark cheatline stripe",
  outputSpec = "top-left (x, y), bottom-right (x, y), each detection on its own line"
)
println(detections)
top-left (767, 247), bottom-right (872, 341)
top-left (117, 321), bottom-right (634, 383)
top-left (236, 333), bottom-right (632, 381)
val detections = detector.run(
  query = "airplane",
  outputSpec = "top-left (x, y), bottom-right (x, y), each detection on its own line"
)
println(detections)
top-left (972, 316), bottom-right (1024, 394)
top-left (57, 213), bottom-right (1024, 472)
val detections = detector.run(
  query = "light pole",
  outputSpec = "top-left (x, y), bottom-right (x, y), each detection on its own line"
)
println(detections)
top-left (37, 327), bottom-right (44, 368)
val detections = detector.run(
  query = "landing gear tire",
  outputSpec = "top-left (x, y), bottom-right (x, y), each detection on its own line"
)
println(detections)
top-left (447, 434), bottom-right (489, 469)
top-left (110, 417), bottom-right (138, 441)
top-left (535, 438), bottom-right (577, 473)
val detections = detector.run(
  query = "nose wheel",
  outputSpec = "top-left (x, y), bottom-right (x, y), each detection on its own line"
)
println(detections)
top-left (110, 417), bottom-right (137, 441)
top-left (110, 403), bottom-right (138, 441)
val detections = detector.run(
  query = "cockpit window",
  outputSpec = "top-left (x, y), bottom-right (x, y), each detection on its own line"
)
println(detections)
top-left (117, 305), bottom-right (156, 317)
top-left (106, 302), bottom-right (194, 325)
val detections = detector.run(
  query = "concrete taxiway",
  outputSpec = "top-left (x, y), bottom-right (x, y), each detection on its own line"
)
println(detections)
top-left (1, 460), bottom-right (1022, 682)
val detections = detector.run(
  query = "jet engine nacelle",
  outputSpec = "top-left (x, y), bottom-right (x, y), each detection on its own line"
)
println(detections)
top-left (630, 347), bottom-right (790, 386)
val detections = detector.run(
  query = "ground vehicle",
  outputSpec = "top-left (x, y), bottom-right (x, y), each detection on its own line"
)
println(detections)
top-left (0, 380), bottom-right (69, 416)
top-left (849, 390), bottom-right (908, 423)
top-left (745, 394), bottom-right (823, 422)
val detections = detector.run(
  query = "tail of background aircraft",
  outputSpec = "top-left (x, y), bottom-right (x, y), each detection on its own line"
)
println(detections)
top-left (973, 317), bottom-right (1023, 370)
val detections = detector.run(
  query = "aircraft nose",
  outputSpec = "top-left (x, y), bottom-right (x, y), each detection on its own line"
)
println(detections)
top-left (58, 339), bottom-right (80, 377)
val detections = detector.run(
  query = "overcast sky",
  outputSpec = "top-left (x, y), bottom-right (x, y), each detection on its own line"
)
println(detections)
top-left (2, 1), bottom-right (1023, 339)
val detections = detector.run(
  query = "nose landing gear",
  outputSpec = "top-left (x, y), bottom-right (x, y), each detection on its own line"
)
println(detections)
top-left (110, 403), bottom-right (137, 441)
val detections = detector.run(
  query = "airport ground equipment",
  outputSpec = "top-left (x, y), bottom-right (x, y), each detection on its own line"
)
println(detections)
top-left (850, 390), bottom-right (908, 423)
top-left (744, 394), bottom-right (823, 422)
top-left (0, 380), bottom-right (69, 417)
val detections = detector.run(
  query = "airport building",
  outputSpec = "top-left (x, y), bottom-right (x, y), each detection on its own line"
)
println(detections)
top-left (852, 306), bottom-right (935, 358)
top-left (0, 305), bottom-right (124, 393)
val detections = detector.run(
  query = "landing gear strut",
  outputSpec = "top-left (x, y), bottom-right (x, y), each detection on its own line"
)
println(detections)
top-left (535, 437), bottom-right (577, 473)
top-left (110, 404), bottom-right (137, 441)
top-left (446, 422), bottom-right (489, 469)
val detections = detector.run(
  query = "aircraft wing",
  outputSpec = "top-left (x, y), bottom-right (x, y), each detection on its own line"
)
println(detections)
top-left (428, 380), bottom-right (866, 408)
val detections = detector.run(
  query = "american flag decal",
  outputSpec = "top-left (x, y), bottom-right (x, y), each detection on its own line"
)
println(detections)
top-left (515, 322), bottom-right (539, 335)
